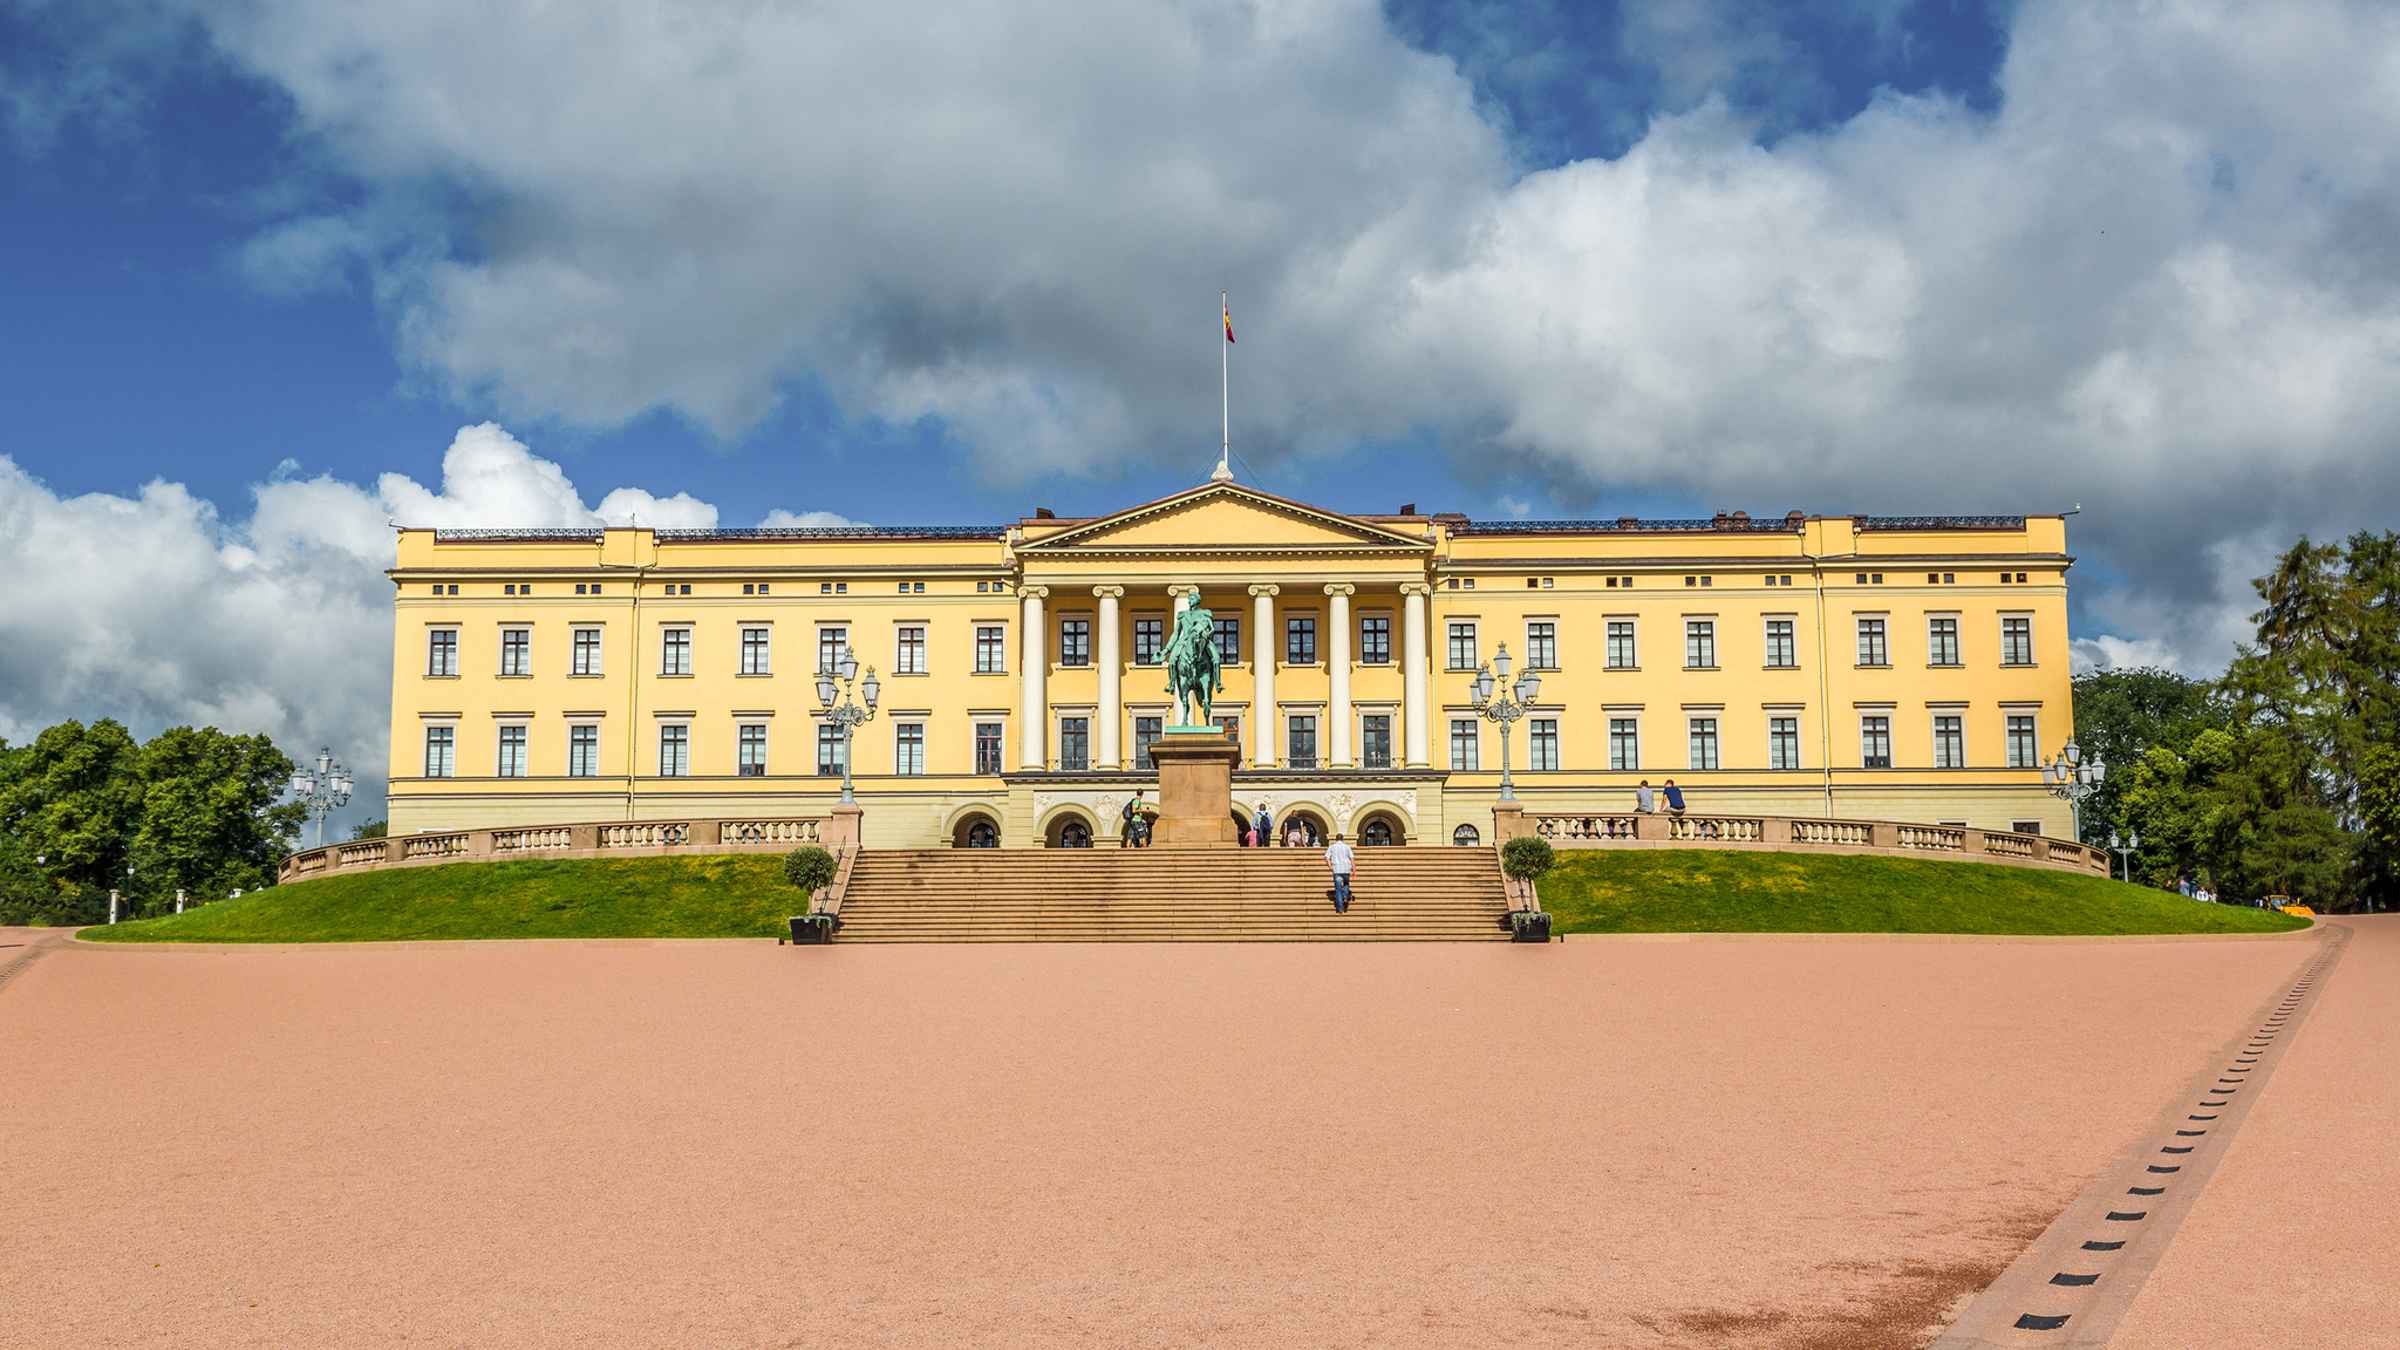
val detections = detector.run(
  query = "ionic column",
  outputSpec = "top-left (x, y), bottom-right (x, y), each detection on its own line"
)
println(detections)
top-left (1401, 582), bottom-right (1432, 767)
top-left (1168, 584), bottom-right (1199, 616)
top-left (1019, 585), bottom-right (1049, 769)
top-left (1250, 583), bottom-right (1279, 768)
top-left (1325, 584), bottom-right (1355, 768)
top-left (1094, 585), bottom-right (1123, 769)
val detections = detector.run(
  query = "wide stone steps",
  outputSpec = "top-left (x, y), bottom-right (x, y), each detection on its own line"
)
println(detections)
top-left (833, 847), bottom-right (1513, 942)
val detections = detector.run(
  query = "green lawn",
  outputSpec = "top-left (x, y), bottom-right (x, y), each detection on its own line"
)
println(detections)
top-left (1537, 850), bottom-right (2312, 936)
top-left (83, 856), bottom-right (802, 943)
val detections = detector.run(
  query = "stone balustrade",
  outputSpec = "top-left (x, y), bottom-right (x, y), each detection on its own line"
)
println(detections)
top-left (1523, 810), bottom-right (2107, 875)
top-left (279, 813), bottom-right (851, 885)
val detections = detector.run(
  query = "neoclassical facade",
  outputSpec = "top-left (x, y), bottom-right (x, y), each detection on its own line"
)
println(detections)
top-left (385, 480), bottom-right (2079, 848)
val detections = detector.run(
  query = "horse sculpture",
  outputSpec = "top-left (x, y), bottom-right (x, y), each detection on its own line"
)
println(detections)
top-left (1164, 604), bottom-right (1223, 727)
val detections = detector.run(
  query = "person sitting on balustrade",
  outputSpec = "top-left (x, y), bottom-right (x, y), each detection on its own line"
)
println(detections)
top-left (1662, 779), bottom-right (1687, 819)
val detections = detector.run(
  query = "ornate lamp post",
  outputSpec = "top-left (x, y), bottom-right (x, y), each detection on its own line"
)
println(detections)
top-left (815, 645), bottom-right (880, 806)
top-left (1467, 641), bottom-right (1543, 802)
top-left (2108, 828), bottom-right (2142, 884)
top-left (290, 747), bottom-right (355, 850)
top-left (2042, 738), bottom-right (2103, 841)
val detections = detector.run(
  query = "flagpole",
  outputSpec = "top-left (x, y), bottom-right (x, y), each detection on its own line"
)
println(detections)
top-left (1214, 288), bottom-right (1233, 482)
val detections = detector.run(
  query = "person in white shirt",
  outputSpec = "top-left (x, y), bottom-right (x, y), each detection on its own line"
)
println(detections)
top-left (1636, 780), bottom-right (1657, 814)
top-left (1325, 832), bottom-right (1356, 913)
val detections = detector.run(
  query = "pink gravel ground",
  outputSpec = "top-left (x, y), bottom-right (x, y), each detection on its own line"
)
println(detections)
top-left (0, 927), bottom-right (2324, 1348)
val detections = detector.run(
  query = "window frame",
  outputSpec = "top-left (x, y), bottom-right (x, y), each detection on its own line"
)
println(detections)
top-left (1684, 618), bottom-right (1717, 670)
top-left (1856, 616), bottom-right (1890, 668)
top-left (1449, 717), bottom-right (1480, 771)
top-left (423, 724), bottom-right (456, 778)
top-left (427, 627), bottom-right (460, 678)
top-left (570, 625), bottom-right (603, 677)
top-left (1529, 716), bottom-right (1560, 771)
top-left (2005, 711), bottom-right (2039, 768)
top-left (1359, 711), bottom-right (1395, 769)
top-left (1608, 716), bottom-right (1640, 771)
top-left (1687, 716), bottom-right (1720, 771)
top-left (894, 624), bottom-right (928, 676)
top-left (660, 625), bottom-right (694, 677)
top-left (973, 623), bottom-right (1007, 675)
top-left (1932, 712), bottom-right (1966, 769)
top-left (893, 721), bottom-right (926, 776)
top-left (1284, 613), bottom-right (1318, 666)
top-left (1605, 619), bottom-right (1637, 670)
top-left (737, 721), bottom-right (770, 777)
top-left (1524, 620), bottom-right (1558, 671)
top-left (1132, 715), bottom-right (1163, 770)
top-left (1763, 616), bottom-right (1797, 669)
top-left (1058, 614), bottom-right (1092, 668)
top-left (496, 722), bottom-right (529, 777)
top-left (1131, 614), bottom-right (1166, 666)
top-left (815, 721), bottom-right (845, 776)
top-left (498, 626), bottom-right (532, 678)
top-left (1927, 614), bottom-right (1962, 668)
top-left (1767, 715), bottom-right (1801, 770)
top-left (1056, 714), bottom-right (1091, 772)
top-left (972, 720), bottom-right (1006, 775)
top-left (1859, 714), bottom-right (1893, 770)
top-left (816, 625), bottom-right (849, 677)
top-left (1285, 712), bottom-right (1319, 769)
top-left (1359, 613), bottom-right (1392, 665)
top-left (567, 723), bottom-right (600, 778)
top-left (739, 625), bottom-right (773, 677)
top-left (657, 723), bottom-right (692, 778)
top-left (1211, 615), bottom-right (1243, 666)
top-left (1446, 620), bottom-right (1478, 672)
top-left (2000, 614), bottom-right (2035, 667)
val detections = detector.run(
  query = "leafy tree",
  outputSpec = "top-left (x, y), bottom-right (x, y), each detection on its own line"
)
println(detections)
top-left (783, 846), bottom-right (837, 894)
top-left (2069, 667), bottom-right (2222, 843)
top-left (2359, 743), bottom-right (2400, 909)
top-left (124, 727), bottom-right (305, 914)
top-left (350, 818), bottom-right (389, 840)
top-left (0, 719), bottom-right (143, 895)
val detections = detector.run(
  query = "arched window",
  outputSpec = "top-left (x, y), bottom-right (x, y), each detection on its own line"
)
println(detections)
top-left (1452, 824), bottom-right (1481, 847)
top-left (966, 820), bottom-right (998, 848)
top-left (1361, 817), bottom-right (1395, 846)
top-left (1057, 819), bottom-right (1092, 848)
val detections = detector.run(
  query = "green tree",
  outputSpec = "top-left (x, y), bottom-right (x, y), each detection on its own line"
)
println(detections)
top-left (2358, 743), bottom-right (2400, 909)
top-left (123, 727), bottom-right (304, 914)
top-left (2069, 667), bottom-right (2222, 843)
top-left (349, 817), bottom-right (389, 840)
top-left (0, 719), bottom-right (143, 895)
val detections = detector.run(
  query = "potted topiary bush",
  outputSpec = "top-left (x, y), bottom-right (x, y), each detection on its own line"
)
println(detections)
top-left (784, 845), bottom-right (840, 943)
top-left (1499, 835), bottom-right (1556, 942)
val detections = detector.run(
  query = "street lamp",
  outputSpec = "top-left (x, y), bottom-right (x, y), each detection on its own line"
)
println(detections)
top-left (2042, 738), bottom-right (2103, 842)
top-left (290, 747), bottom-right (355, 850)
top-left (1467, 641), bottom-right (1544, 802)
top-left (2108, 829), bottom-right (2142, 884)
top-left (817, 645), bottom-right (880, 806)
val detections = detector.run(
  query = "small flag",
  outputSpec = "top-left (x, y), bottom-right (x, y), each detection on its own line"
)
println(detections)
top-left (1223, 302), bottom-right (1235, 344)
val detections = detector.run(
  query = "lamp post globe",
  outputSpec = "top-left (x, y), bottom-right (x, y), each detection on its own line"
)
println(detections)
top-left (290, 746), bottom-right (355, 850)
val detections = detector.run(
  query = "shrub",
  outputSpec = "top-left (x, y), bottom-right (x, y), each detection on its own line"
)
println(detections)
top-left (782, 845), bottom-right (838, 894)
top-left (1500, 835), bottom-right (1555, 881)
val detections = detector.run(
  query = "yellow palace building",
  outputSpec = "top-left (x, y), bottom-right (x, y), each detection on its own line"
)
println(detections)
top-left (385, 478), bottom-right (2078, 849)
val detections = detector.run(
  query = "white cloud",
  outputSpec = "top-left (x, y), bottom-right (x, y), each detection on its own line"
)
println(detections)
top-left (28, 0), bottom-right (2400, 669)
top-left (758, 509), bottom-right (864, 530)
top-left (0, 425), bottom-right (842, 827)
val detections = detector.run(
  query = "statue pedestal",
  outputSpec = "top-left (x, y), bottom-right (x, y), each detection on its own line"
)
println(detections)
top-left (1146, 730), bottom-right (1239, 846)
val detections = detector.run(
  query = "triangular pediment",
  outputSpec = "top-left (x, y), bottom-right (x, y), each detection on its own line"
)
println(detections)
top-left (1019, 482), bottom-right (1430, 556)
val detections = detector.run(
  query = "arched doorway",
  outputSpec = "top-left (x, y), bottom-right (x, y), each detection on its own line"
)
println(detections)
top-left (1279, 809), bottom-right (1329, 847)
top-left (1359, 813), bottom-right (1403, 846)
top-left (1452, 823), bottom-right (1481, 847)
top-left (952, 813), bottom-right (1000, 848)
top-left (1047, 812), bottom-right (1095, 848)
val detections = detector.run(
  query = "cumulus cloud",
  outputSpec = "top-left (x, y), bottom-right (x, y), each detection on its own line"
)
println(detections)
top-left (23, 0), bottom-right (2400, 671)
top-left (758, 509), bottom-right (865, 530)
top-left (0, 425), bottom-right (838, 826)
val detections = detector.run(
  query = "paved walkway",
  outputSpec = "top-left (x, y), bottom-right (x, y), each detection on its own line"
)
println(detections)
top-left (0, 928), bottom-right (2330, 1348)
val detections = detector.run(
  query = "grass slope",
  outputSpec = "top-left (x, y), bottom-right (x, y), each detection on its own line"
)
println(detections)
top-left (1538, 850), bottom-right (2311, 936)
top-left (85, 856), bottom-right (799, 943)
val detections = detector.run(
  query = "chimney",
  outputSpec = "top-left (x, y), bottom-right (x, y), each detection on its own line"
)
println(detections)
top-left (1785, 509), bottom-right (1806, 528)
top-left (1398, 502), bottom-right (1416, 516)
top-left (1034, 507), bottom-right (1056, 520)
top-left (1616, 515), bottom-right (1639, 529)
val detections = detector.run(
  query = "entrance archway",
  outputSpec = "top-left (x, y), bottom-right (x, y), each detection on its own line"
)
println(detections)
top-left (1047, 812), bottom-right (1095, 848)
top-left (952, 813), bottom-right (1001, 848)
top-left (1278, 809), bottom-right (1329, 847)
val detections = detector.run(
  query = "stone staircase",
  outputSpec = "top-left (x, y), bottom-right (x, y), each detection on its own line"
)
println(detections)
top-left (832, 846), bottom-right (1515, 942)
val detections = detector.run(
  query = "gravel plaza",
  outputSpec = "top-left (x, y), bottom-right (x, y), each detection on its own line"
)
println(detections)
top-left (4, 920), bottom-right (2392, 1349)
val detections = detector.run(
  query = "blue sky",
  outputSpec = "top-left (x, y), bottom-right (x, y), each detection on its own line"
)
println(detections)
top-left (5, 0), bottom-right (2398, 826)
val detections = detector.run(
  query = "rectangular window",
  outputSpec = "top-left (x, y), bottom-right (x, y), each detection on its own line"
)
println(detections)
top-left (427, 629), bottom-right (458, 677)
top-left (2002, 616), bottom-right (2034, 665)
top-left (424, 725), bottom-right (455, 777)
top-left (894, 722), bottom-right (925, 776)
top-left (1447, 622), bottom-right (1477, 670)
top-left (896, 625), bottom-right (926, 675)
top-left (817, 626), bottom-right (847, 676)
top-left (1768, 717), bottom-right (1800, 770)
top-left (1929, 617), bottom-right (1961, 666)
top-left (816, 723), bottom-right (844, 776)
top-left (1286, 615), bottom-right (1317, 665)
top-left (1212, 714), bottom-right (1242, 749)
top-left (1530, 718), bottom-right (1559, 771)
top-left (975, 625), bottom-right (1006, 674)
top-left (568, 724), bottom-right (598, 777)
top-left (496, 724), bottom-right (528, 777)
top-left (661, 627), bottom-right (692, 676)
top-left (1688, 717), bottom-right (1720, 770)
top-left (1609, 717), bottom-right (1639, 771)
top-left (1287, 714), bottom-right (1318, 769)
top-left (1361, 714), bottom-right (1393, 769)
top-left (1685, 620), bottom-right (1716, 669)
top-left (1133, 716), bottom-right (1162, 770)
top-left (1857, 618), bottom-right (1889, 666)
top-left (1059, 616), bottom-right (1091, 667)
top-left (1058, 717), bottom-right (1090, 771)
top-left (974, 721), bottom-right (1004, 775)
top-left (658, 725), bottom-right (690, 777)
top-left (1860, 716), bottom-right (1893, 769)
top-left (499, 627), bottom-right (531, 676)
top-left (1526, 621), bottom-right (1557, 669)
top-left (572, 626), bottom-right (602, 676)
top-left (1133, 616), bottom-right (1165, 665)
top-left (1212, 616), bottom-right (1241, 665)
top-left (737, 723), bottom-right (768, 776)
top-left (740, 626), bottom-right (771, 676)
top-left (1607, 620), bottom-right (1636, 669)
top-left (1764, 619), bottom-right (1796, 668)
top-left (1449, 718), bottom-right (1479, 770)
top-left (2006, 714), bottom-right (2038, 768)
top-left (1933, 714), bottom-right (1965, 768)
top-left (1360, 615), bottom-right (1391, 664)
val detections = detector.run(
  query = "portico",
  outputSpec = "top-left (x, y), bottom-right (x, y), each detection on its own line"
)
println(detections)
top-left (1009, 481), bottom-right (1440, 776)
